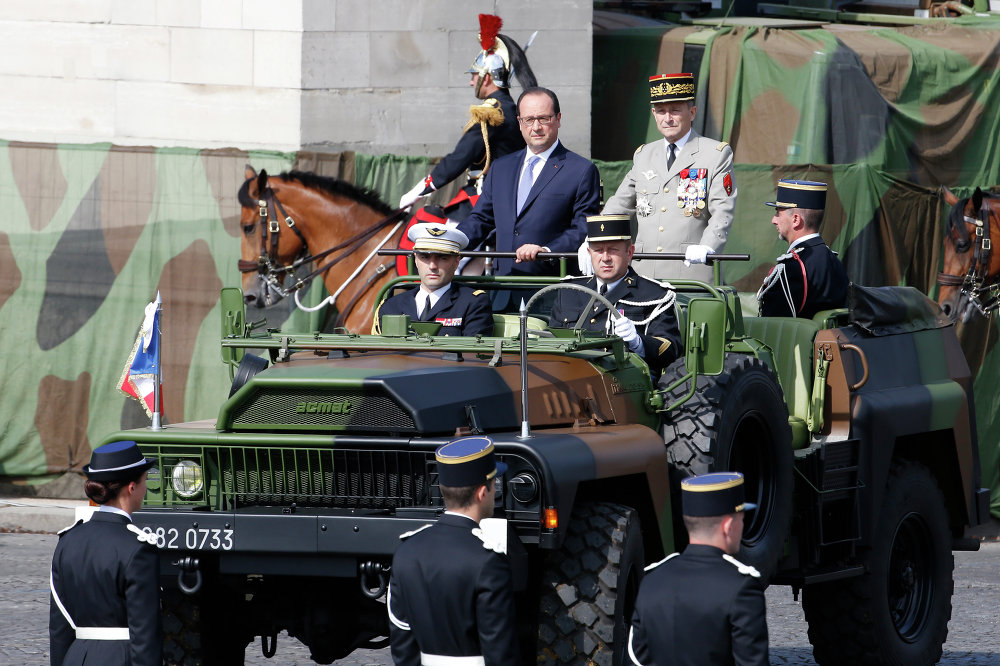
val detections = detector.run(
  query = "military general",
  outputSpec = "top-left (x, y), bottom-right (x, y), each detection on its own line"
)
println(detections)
top-left (602, 73), bottom-right (736, 282)
top-left (388, 436), bottom-right (520, 666)
top-left (550, 214), bottom-right (682, 371)
top-left (628, 472), bottom-right (769, 665)
top-left (756, 179), bottom-right (849, 318)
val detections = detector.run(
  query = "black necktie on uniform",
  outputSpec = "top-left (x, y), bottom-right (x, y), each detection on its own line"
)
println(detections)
top-left (419, 296), bottom-right (431, 320)
top-left (599, 283), bottom-right (607, 297)
top-left (667, 143), bottom-right (677, 171)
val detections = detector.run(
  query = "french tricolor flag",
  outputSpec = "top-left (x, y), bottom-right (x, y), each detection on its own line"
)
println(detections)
top-left (117, 293), bottom-right (161, 418)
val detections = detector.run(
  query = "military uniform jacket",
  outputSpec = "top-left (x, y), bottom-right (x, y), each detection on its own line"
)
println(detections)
top-left (548, 268), bottom-right (682, 370)
top-left (388, 513), bottom-right (521, 666)
top-left (429, 89), bottom-right (525, 191)
top-left (757, 236), bottom-right (848, 319)
top-left (603, 132), bottom-right (736, 282)
top-left (628, 544), bottom-right (768, 666)
top-left (377, 283), bottom-right (493, 336)
top-left (49, 511), bottom-right (162, 666)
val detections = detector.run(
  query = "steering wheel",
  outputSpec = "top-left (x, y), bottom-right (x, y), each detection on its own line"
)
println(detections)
top-left (525, 282), bottom-right (623, 333)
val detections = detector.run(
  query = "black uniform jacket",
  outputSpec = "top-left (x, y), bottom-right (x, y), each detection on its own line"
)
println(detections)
top-left (548, 268), bottom-right (683, 370)
top-left (758, 236), bottom-right (848, 319)
top-left (429, 89), bottom-right (525, 191)
top-left (388, 513), bottom-right (521, 666)
top-left (49, 511), bottom-right (162, 666)
top-left (378, 283), bottom-right (493, 336)
top-left (628, 544), bottom-right (769, 666)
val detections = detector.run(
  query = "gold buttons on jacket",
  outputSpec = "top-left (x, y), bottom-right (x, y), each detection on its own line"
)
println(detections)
top-left (658, 226), bottom-right (664, 231)
top-left (657, 246), bottom-right (662, 252)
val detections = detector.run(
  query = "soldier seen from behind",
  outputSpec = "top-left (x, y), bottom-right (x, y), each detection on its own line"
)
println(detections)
top-left (550, 214), bottom-right (682, 371)
top-left (374, 223), bottom-right (493, 336)
top-left (756, 179), bottom-right (849, 318)
top-left (628, 472), bottom-right (769, 666)
top-left (599, 73), bottom-right (736, 283)
top-left (387, 436), bottom-right (520, 666)
top-left (49, 441), bottom-right (162, 666)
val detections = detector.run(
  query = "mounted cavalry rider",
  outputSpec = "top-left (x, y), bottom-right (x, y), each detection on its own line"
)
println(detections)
top-left (398, 13), bottom-right (536, 217)
top-left (549, 214), bottom-right (682, 372)
top-left (757, 179), bottom-right (849, 318)
top-left (49, 441), bottom-right (162, 666)
top-left (598, 73), bottom-right (737, 283)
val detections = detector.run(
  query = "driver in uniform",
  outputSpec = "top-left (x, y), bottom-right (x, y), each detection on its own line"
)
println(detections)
top-left (549, 214), bottom-right (682, 371)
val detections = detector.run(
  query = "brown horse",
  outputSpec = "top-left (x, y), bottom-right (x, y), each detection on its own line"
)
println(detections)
top-left (237, 166), bottom-right (408, 332)
top-left (938, 186), bottom-right (1000, 323)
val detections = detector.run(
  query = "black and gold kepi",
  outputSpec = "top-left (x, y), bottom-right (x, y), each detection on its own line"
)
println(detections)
top-left (435, 436), bottom-right (508, 488)
top-left (586, 214), bottom-right (631, 242)
top-left (681, 472), bottom-right (757, 517)
top-left (649, 73), bottom-right (695, 104)
top-left (83, 440), bottom-right (156, 482)
top-left (765, 179), bottom-right (827, 210)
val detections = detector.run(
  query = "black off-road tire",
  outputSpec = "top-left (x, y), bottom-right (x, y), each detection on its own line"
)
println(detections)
top-left (802, 461), bottom-right (954, 666)
top-left (659, 354), bottom-right (793, 579)
top-left (162, 588), bottom-right (204, 666)
top-left (537, 502), bottom-right (644, 666)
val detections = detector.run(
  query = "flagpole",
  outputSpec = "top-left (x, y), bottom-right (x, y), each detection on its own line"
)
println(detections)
top-left (151, 292), bottom-right (163, 431)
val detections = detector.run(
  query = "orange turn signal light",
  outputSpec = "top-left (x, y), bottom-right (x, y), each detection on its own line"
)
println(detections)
top-left (543, 507), bottom-right (558, 530)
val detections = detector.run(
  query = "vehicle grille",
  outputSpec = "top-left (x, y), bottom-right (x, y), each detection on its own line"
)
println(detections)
top-left (226, 388), bottom-right (416, 432)
top-left (222, 448), bottom-right (439, 508)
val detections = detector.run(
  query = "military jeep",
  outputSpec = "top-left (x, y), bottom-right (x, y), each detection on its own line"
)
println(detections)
top-left (99, 272), bottom-right (990, 666)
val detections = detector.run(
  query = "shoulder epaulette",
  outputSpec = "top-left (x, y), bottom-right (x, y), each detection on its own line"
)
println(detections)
top-left (717, 141), bottom-right (729, 151)
top-left (634, 144), bottom-right (643, 155)
top-left (558, 274), bottom-right (580, 282)
top-left (472, 289), bottom-right (486, 296)
top-left (471, 527), bottom-right (505, 554)
top-left (399, 524), bottom-right (433, 540)
top-left (644, 552), bottom-right (679, 571)
top-left (463, 100), bottom-right (504, 132)
top-left (57, 519), bottom-right (83, 536)
top-left (127, 523), bottom-right (159, 545)
top-left (722, 553), bottom-right (761, 578)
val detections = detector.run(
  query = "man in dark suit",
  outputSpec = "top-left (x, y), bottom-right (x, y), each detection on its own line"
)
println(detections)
top-left (375, 223), bottom-right (493, 336)
top-left (550, 215), bottom-right (682, 371)
top-left (388, 436), bottom-right (520, 666)
top-left (628, 472), bottom-right (770, 666)
top-left (458, 86), bottom-right (603, 277)
top-left (757, 179), bottom-right (849, 318)
top-left (49, 440), bottom-right (162, 666)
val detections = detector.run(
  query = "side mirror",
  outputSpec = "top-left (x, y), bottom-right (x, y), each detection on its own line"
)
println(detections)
top-left (685, 297), bottom-right (726, 376)
top-left (220, 287), bottom-right (247, 367)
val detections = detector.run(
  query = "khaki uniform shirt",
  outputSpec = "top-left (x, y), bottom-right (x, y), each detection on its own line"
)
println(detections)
top-left (604, 131), bottom-right (737, 282)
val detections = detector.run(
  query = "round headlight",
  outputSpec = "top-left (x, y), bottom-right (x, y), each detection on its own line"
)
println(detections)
top-left (172, 460), bottom-right (204, 498)
top-left (509, 472), bottom-right (538, 504)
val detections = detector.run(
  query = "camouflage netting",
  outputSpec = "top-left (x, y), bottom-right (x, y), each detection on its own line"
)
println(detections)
top-left (592, 17), bottom-right (1000, 516)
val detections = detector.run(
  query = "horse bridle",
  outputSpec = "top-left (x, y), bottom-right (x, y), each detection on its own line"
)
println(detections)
top-left (237, 183), bottom-right (408, 311)
top-left (937, 197), bottom-right (1000, 316)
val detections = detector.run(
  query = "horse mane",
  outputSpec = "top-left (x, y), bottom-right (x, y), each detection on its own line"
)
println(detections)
top-left (237, 170), bottom-right (395, 217)
top-left (278, 171), bottom-right (395, 216)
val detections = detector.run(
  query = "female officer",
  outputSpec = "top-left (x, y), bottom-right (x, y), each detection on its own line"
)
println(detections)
top-left (49, 440), bottom-right (162, 666)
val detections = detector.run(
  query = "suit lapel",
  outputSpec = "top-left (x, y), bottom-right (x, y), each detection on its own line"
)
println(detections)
top-left (518, 144), bottom-right (565, 218)
top-left (425, 287), bottom-right (457, 320)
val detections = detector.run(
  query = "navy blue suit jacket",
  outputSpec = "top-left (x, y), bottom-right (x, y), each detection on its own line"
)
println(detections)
top-left (459, 142), bottom-right (602, 276)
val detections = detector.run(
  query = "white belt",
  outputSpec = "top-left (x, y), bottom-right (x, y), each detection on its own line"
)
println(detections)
top-left (420, 654), bottom-right (485, 666)
top-left (76, 627), bottom-right (130, 640)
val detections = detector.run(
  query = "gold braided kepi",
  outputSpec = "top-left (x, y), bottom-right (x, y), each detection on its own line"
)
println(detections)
top-left (649, 73), bottom-right (695, 104)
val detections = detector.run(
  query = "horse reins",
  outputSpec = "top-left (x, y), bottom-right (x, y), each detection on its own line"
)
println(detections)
top-left (238, 183), bottom-right (408, 316)
top-left (937, 197), bottom-right (1000, 316)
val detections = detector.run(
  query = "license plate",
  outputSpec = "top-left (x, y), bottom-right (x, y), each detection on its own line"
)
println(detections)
top-left (142, 526), bottom-right (235, 551)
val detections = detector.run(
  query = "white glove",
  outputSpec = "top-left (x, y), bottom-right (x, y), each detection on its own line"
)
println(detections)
top-left (684, 244), bottom-right (715, 266)
top-left (613, 315), bottom-right (641, 351)
top-left (577, 241), bottom-right (594, 276)
top-left (399, 179), bottom-right (430, 210)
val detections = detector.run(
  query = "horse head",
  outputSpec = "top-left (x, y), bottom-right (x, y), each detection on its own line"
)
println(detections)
top-left (238, 165), bottom-right (311, 308)
top-left (938, 186), bottom-right (1000, 322)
